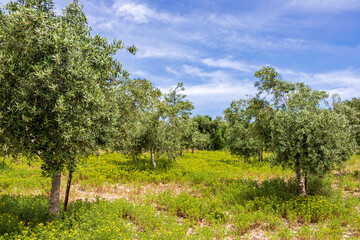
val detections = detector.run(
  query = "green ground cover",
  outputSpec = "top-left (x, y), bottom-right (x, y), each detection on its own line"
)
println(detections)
top-left (0, 151), bottom-right (359, 239)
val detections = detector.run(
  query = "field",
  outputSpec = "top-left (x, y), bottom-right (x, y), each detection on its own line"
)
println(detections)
top-left (1, 151), bottom-right (360, 239)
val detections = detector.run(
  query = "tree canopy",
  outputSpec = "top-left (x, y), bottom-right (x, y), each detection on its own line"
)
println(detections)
top-left (226, 67), bottom-right (356, 196)
top-left (255, 67), bottom-right (356, 195)
top-left (343, 97), bottom-right (360, 152)
top-left (117, 82), bottom-right (193, 167)
top-left (0, 0), bottom-right (136, 213)
top-left (224, 98), bottom-right (271, 161)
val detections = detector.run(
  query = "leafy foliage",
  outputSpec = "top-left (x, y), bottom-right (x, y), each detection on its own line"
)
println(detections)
top-left (224, 98), bottom-right (271, 160)
top-left (343, 97), bottom-right (360, 152)
top-left (121, 82), bottom-right (193, 167)
top-left (193, 115), bottom-right (227, 151)
top-left (255, 66), bottom-right (356, 195)
top-left (0, 0), bottom-right (136, 212)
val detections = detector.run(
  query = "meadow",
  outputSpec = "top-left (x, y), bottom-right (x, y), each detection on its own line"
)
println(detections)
top-left (0, 151), bottom-right (360, 239)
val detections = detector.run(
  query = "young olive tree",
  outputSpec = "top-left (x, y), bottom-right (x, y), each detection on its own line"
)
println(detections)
top-left (255, 67), bottom-right (356, 196)
top-left (224, 100), bottom-right (256, 159)
top-left (0, 0), bottom-right (135, 214)
top-left (111, 78), bottom-right (162, 158)
top-left (181, 118), bottom-right (210, 153)
top-left (224, 98), bottom-right (272, 161)
top-left (126, 83), bottom-right (193, 167)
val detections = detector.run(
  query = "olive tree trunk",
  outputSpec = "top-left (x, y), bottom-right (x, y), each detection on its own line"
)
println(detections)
top-left (151, 149), bottom-right (156, 168)
top-left (295, 160), bottom-right (306, 196)
top-left (63, 170), bottom-right (73, 212)
top-left (48, 172), bottom-right (61, 214)
top-left (258, 147), bottom-right (263, 161)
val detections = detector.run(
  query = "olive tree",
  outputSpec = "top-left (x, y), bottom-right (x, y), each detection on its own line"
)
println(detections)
top-left (193, 115), bottom-right (227, 151)
top-left (181, 118), bottom-right (210, 153)
top-left (111, 78), bottom-right (162, 157)
top-left (343, 98), bottom-right (360, 152)
top-left (224, 100), bottom-right (257, 159)
top-left (255, 67), bottom-right (356, 196)
top-left (224, 98), bottom-right (272, 161)
top-left (126, 83), bottom-right (193, 167)
top-left (0, 0), bottom-right (135, 214)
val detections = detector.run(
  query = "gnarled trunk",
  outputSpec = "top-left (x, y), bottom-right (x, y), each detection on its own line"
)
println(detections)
top-left (295, 160), bottom-right (306, 196)
top-left (48, 172), bottom-right (61, 214)
top-left (151, 149), bottom-right (156, 168)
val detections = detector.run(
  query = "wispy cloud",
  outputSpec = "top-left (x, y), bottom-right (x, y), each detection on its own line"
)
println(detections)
top-left (182, 65), bottom-right (233, 83)
top-left (183, 79), bottom-right (257, 117)
top-left (184, 81), bottom-right (255, 98)
top-left (136, 45), bottom-right (195, 60)
top-left (112, 0), bottom-right (184, 24)
top-left (312, 69), bottom-right (360, 86)
top-left (226, 34), bottom-right (334, 52)
top-left (281, 68), bottom-right (360, 99)
top-left (180, 64), bottom-right (257, 105)
top-left (131, 69), bottom-right (179, 88)
top-left (285, 0), bottom-right (360, 13)
top-left (202, 57), bottom-right (259, 73)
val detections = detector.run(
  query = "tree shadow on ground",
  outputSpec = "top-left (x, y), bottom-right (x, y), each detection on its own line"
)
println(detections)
top-left (223, 176), bottom-right (333, 206)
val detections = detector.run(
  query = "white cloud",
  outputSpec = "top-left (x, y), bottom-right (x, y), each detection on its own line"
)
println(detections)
top-left (184, 81), bottom-right (255, 98)
top-left (280, 68), bottom-right (360, 99)
top-left (112, 0), bottom-right (184, 24)
top-left (182, 65), bottom-right (232, 83)
top-left (227, 34), bottom-right (317, 51)
top-left (202, 57), bottom-right (259, 73)
top-left (113, 1), bottom-right (156, 23)
top-left (165, 66), bottom-right (180, 77)
top-left (284, 69), bottom-right (360, 87)
top-left (312, 69), bottom-right (360, 86)
top-left (183, 80), bottom-right (257, 116)
top-left (183, 66), bottom-right (360, 116)
top-left (179, 64), bottom-right (257, 105)
top-left (206, 11), bottom-right (279, 32)
top-left (286, 0), bottom-right (360, 12)
top-left (137, 46), bottom-right (194, 60)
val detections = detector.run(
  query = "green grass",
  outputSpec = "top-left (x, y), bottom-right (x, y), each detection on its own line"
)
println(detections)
top-left (0, 151), bottom-right (360, 239)
top-left (0, 156), bottom-right (50, 196)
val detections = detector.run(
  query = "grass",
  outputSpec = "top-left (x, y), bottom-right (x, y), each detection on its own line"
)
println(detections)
top-left (0, 152), bottom-right (360, 239)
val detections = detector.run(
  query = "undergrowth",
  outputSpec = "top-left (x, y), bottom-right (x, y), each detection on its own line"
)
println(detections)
top-left (0, 152), bottom-right (359, 239)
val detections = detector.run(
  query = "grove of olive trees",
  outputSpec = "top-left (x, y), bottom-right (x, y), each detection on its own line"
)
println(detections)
top-left (0, 0), bottom-right (358, 220)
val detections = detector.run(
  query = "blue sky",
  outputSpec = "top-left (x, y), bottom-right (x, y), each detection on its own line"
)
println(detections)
top-left (2, 0), bottom-right (360, 117)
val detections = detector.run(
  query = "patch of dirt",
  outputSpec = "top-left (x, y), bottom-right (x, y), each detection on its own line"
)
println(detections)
top-left (63, 182), bottom-right (192, 203)
top-left (242, 229), bottom-right (270, 240)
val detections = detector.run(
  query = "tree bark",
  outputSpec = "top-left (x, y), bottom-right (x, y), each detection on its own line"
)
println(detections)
top-left (192, 147), bottom-right (194, 154)
top-left (48, 172), bottom-right (61, 214)
top-left (258, 147), bottom-right (263, 161)
top-left (151, 149), bottom-right (156, 168)
top-left (295, 160), bottom-right (306, 196)
top-left (63, 170), bottom-right (73, 212)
